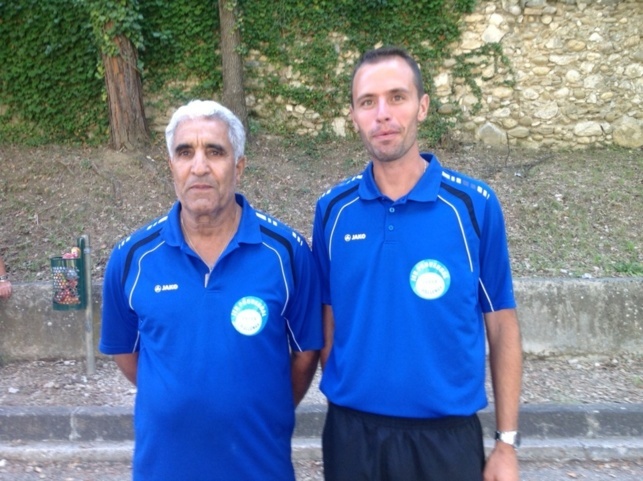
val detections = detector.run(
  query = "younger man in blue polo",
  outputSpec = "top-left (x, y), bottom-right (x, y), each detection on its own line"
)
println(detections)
top-left (313, 47), bottom-right (522, 481)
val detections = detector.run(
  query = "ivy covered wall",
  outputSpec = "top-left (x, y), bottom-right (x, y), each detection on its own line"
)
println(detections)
top-left (0, 0), bottom-right (475, 145)
top-left (0, 1), bottom-right (108, 143)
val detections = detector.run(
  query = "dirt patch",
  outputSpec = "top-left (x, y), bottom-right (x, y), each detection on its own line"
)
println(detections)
top-left (1, 354), bottom-right (642, 407)
top-left (0, 136), bottom-right (641, 282)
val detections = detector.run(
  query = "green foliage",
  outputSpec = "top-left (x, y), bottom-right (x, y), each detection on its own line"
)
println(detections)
top-left (238, 0), bottom-right (477, 142)
top-left (138, 0), bottom-right (222, 97)
top-left (0, 1), bottom-right (108, 144)
top-left (0, 0), bottom-right (479, 145)
top-left (86, 0), bottom-right (145, 55)
top-left (614, 241), bottom-right (643, 276)
top-left (613, 261), bottom-right (643, 276)
top-left (451, 42), bottom-right (515, 115)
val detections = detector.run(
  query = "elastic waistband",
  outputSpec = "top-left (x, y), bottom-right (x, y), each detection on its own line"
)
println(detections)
top-left (330, 402), bottom-right (477, 430)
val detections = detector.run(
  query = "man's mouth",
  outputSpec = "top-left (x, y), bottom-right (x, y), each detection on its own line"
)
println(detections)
top-left (373, 130), bottom-right (398, 141)
top-left (188, 183), bottom-right (214, 190)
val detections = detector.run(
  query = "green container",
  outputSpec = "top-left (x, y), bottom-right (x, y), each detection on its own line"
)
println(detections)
top-left (50, 256), bottom-right (86, 310)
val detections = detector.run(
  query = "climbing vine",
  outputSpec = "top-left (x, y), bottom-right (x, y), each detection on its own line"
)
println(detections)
top-left (0, 0), bottom-right (481, 145)
top-left (0, 1), bottom-right (107, 144)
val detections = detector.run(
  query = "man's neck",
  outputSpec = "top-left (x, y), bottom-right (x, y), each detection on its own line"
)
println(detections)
top-left (372, 153), bottom-right (426, 201)
top-left (180, 203), bottom-right (241, 268)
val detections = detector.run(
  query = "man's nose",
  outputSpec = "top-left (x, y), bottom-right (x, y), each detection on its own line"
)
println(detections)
top-left (191, 150), bottom-right (209, 174)
top-left (376, 98), bottom-right (391, 121)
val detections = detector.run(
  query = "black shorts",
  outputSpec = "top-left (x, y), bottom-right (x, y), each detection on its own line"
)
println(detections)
top-left (322, 402), bottom-right (485, 481)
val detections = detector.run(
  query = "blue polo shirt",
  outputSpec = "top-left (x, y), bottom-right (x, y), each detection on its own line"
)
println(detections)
top-left (100, 194), bottom-right (322, 481)
top-left (312, 153), bottom-right (515, 418)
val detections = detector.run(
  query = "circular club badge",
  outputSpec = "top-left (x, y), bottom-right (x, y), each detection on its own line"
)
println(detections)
top-left (409, 260), bottom-right (451, 300)
top-left (230, 296), bottom-right (268, 336)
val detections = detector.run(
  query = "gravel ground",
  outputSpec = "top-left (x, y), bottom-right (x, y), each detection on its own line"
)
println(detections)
top-left (0, 459), bottom-right (326, 481)
top-left (1, 354), bottom-right (642, 407)
top-left (0, 459), bottom-right (642, 481)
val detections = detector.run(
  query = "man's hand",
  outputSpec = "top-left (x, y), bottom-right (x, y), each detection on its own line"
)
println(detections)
top-left (483, 442), bottom-right (519, 481)
top-left (0, 280), bottom-right (12, 299)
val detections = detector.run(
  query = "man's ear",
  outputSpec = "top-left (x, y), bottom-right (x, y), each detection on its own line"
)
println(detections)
top-left (349, 106), bottom-right (359, 133)
top-left (418, 94), bottom-right (430, 122)
top-left (236, 155), bottom-right (246, 180)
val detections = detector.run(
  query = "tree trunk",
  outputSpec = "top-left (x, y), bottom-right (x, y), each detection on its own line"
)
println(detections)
top-left (218, 0), bottom-right (249, 135)
top-left (103, 34), bottom-right (149, 150)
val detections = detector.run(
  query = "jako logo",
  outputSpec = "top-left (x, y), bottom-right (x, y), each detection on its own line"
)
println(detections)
top-left (344, 233), bottom-right (367, 242)
top-left (154, 284), bottom-right (179, 293)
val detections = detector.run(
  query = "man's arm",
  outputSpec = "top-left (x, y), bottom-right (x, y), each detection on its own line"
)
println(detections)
top-left (291, 350), bottom-right (320, 406)
top-left (113, 353), bottom-right (139, 386)
top-left (483, 308), bottom-right (522, 481)
top-left (320, 304), bottom-right (334, 369)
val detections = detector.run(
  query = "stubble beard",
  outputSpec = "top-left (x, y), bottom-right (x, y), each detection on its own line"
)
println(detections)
top-left (363, 132), bottom-right (414, 164)
top-left (360, 115), bottom-right (422, 163)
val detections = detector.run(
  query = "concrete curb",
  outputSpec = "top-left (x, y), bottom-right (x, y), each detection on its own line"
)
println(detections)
top-left (1, 403), bottom-right (642, 442)
top-left (2, 403), bottom-right (643, 442)
top-left (1, 438), bottom-right (642, 464)
top-left (1, 403), bottom-right (642, 463)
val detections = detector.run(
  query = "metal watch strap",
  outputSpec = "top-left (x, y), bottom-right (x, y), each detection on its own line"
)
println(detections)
top-left (495, 430), bottom-right (521, 448)
top-left (0, 274), bottom-right (8, 281)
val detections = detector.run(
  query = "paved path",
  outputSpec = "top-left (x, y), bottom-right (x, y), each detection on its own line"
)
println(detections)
top-left (0, 459), bottom-right (641, 480)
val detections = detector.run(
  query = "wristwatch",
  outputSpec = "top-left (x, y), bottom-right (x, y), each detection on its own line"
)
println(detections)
top-left (495, 430), bottom-right (521, 449)
top-left (0, 274), bottom-right (8, 282)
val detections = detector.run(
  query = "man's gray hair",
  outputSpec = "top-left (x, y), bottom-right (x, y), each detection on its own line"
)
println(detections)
top-left (165, 100), bottom-right (246, 163)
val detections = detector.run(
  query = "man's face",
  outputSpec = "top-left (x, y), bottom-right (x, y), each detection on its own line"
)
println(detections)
top-left (168, 117), bottom-right (244, 219)
top-left (350, 57), bottom-right (429, 164)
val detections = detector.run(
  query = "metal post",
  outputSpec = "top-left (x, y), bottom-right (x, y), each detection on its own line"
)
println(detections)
top-left (79, 235), bottom-right (96, 375)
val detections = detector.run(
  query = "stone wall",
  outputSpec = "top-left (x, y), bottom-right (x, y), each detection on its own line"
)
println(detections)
top-left (2, 278), bottom-right (641, 361)
top-left (148, 0), bottom-right (642, 150)
top-left (450, 0), bottom-right (643, 149)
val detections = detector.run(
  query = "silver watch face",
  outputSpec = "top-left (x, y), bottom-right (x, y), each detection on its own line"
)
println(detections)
top-left (496, 430), bottom-right (521, 448)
